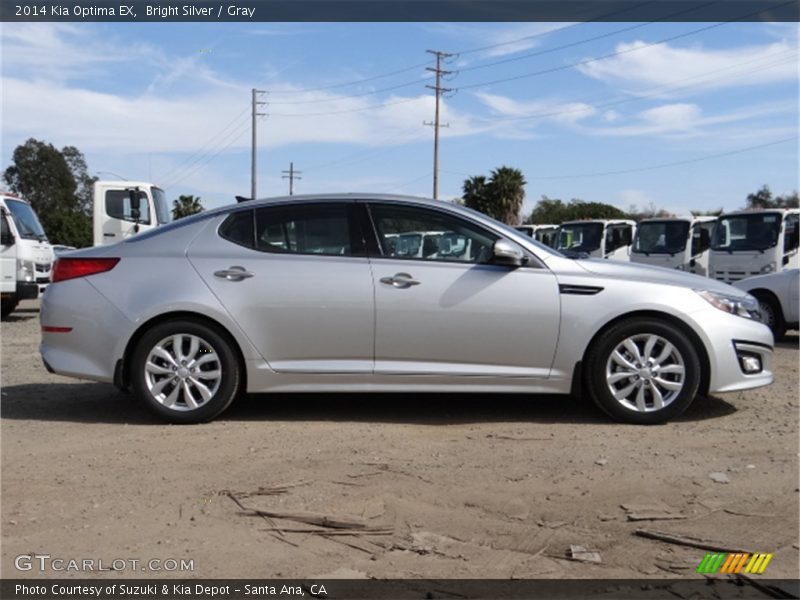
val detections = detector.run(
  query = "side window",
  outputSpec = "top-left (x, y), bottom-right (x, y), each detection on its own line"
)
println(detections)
top-left (254, 203), bottom-right (358, 256)
top-left (368, 203), bottom-right (498, 264)
top-left (219, 210), bottom-right (255, 248)
top-left (105, 190), bottom-right (150, 224)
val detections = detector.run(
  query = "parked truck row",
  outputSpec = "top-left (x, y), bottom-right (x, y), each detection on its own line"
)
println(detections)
top-left (516, 208), bottom-right (800, 283)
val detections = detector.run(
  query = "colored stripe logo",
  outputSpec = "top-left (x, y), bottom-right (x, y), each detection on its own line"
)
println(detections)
top-left (697, 552), bottom-right (773, 574)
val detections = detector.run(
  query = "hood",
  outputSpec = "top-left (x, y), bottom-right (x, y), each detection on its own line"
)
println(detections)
top-left (574, 259), bottom-right (748, 297)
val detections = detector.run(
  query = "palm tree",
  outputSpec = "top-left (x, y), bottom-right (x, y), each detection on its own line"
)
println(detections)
top-left (462, 175), bottom-right (489, 215)
top-left (488, 166), bottom-right (526, 225)
top-left (172, 195), bottom-right (204, 220)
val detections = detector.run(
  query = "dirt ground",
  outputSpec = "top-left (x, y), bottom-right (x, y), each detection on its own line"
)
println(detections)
top-left (1, 299), bottom-right (798, 581)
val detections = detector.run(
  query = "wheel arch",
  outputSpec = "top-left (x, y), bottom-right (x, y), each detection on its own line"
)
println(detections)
top-left (114, 311), bottom-right (248, 393)
top-left (580, 310), bottom-right (711, 396)
top-left (748, 288), bottom-right (784, 317)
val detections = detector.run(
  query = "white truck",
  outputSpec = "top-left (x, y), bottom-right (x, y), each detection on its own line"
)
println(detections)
top-left (709, 208), bottom-right (800, 283)
top-left (556, 219), bottom-right (636, 261)
top-left (93, 181), bottom-right (171, 246)
top-left (1, 193), bottom-right (55, 318)
top-left (630, 216), bottom-right (717, 276)
top-left (515, 224), bottom-right (559, 248)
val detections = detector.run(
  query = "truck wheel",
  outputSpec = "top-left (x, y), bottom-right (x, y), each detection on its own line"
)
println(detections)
top-left (130, 319), bottom-right (242, 424)
top-left (585, 318), bottom-right (701, 424)
top-left (1, 297), bottom-right (19, 319)
top-left (753, 292), bottom-right (786, 340)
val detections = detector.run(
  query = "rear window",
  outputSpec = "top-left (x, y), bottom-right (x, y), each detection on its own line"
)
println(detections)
top-left (254, 204), bottom-right (355, 256)
top-left (219, 210), bottom-right (255, 248)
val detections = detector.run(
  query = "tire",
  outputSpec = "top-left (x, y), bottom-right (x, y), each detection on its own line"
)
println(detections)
top-left (1, 297), bottom-right (19, 320)
top-left (130, 319), bottom-right (242, 424)
top-left (753, 292), bottom-right (786, 340)
top-left (584, 318), bottom-right (701, 425)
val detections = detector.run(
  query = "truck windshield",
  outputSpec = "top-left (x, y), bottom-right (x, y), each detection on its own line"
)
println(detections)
top-left (152, 187), bottom-right (172, 225)
top-left (633, 221), bottom-right (690, 255)
top-left (711, 213), bottom-right (781, 252)
top-left (5, 199), bottom-right (47, 241)
top-left (558, 223), bottom-right (603, 253)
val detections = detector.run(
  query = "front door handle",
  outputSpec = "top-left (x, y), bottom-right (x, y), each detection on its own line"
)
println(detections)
top-left (379, 272), bottom-right (420, 289)
top-left (214, 266), bottom-right (254, 281)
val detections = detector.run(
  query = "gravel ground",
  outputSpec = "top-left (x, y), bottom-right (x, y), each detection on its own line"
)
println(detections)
top-left (1, 299), bottom-right (798, 580)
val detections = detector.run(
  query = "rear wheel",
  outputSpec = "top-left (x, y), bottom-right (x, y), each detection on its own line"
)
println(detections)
top-left (1, 297), bottom-right (19, 319)
top-left (130, 319), bottom-right (242, 423)
top-left (753, 292), bottom-right (785, 340)
top-left (585, 318), bottom-right (701, 424)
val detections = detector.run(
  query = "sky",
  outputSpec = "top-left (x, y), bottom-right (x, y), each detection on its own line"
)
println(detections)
top-left (1, 20), bottom-right (798, 218)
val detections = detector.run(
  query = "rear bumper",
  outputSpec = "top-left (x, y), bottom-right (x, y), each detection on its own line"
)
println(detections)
top-left (40, 278), bottom-right (132, 383)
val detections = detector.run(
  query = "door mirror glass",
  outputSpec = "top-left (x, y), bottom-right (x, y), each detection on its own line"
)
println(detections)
top-left (0, 214), bottom-right (13, 246)
top-left (692, 227), bottom-right (711, 256)
top-left (492, 239), bottom-right (525, 267)
top-left (129, 189), bottom-right (141, 222)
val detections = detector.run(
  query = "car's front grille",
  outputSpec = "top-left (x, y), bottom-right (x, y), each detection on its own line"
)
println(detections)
top-left (35, 262), bottom-right (51, 273)
top-left (36, 276), bottom-right (50, 284)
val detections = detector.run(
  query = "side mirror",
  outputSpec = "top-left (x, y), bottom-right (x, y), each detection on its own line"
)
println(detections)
top-left (129, 189), bottom-right (141, 222)
top-left (492, 239), bottom-right (526, 267)
top-left (693, 228), bottom-right (711, 255)
top-left (0, 222), bottom-right (13, 246)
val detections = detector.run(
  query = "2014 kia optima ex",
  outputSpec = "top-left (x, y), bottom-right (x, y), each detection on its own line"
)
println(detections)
top-left (40, 195), bottom-right (774, 424)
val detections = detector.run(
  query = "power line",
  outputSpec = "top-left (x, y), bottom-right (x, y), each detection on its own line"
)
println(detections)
top-left (524, 136), bottom-right (798, 180)
top-left (155, 105), bottom-right (249, 183)
top-left (459, 49), bottom-right (798, 126)
top-left (455, 0), bottom-right (795, 91)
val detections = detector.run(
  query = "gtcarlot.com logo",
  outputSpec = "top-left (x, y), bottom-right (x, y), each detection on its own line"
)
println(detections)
top-left (15, 554), bottom-right (194, 572)
top-left (697, 552), bottom-right (773, 575)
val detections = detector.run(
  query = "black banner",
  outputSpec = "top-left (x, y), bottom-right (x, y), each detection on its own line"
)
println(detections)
top-left (2, 0), bottom-right (799, 22)
top-left (2, 579), bottom-right (800, 600)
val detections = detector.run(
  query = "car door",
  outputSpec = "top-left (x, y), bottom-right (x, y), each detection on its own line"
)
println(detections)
top-left (365, 202), bottom-right (560, 378)
top-left (0, 209), bottom-right (16, 295)
top-left (187, 202), bottom-right (375, 373)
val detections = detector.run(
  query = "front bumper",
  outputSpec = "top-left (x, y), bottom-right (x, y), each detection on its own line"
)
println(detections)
top-left (702, 311), bottom-right (774, 393)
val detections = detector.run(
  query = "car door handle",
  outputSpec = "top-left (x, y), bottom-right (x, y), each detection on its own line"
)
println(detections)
top-left (380, 272), bottom-right (420, 288)
top-left (214, 266), bottom-right (254, 281)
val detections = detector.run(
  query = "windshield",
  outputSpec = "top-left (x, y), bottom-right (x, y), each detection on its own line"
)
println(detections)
top-left (711, 213), bottom-right (782, 252)
top-left (152, 187), bottom-right (171, 225)
top-left (5, 199), bottom-right (47, 241)
top-left (558, 223), bottom-right (603, 253)
top-left (633, 221), bottom-right (690, 255)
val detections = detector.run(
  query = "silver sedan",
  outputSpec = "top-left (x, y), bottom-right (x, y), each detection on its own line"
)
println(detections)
top-left (40, 194), bottom-right (774, 424)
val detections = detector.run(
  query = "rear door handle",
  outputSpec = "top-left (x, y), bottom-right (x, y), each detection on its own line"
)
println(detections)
top-left (214, 266), bottom-right (254, 281)
top-left (379, 272), bottom-right (420, 288)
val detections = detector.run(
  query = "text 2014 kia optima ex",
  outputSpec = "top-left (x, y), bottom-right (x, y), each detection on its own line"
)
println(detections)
top-left (40, 195), bottom-right (773, 424)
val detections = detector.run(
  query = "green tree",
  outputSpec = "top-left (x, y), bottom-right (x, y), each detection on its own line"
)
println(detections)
top-left (488, 166), bottom-right (526, 225)
top-left (461, 167), bottom-right (526, 225)
top-left (745, 185), bottom-right (799, 209)
top-left (3, 138), bottom-right (93, 247)
top-left (172, 195), bottom-right (205, 220)
top-left (527, 196), bottom-right (628, 224)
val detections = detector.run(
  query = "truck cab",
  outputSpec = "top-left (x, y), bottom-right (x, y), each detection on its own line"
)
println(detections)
top-left (709, 209), bottom-right (800, 283)
top-left (0, 193), bottom-right (54, 318)
top-left (631, 216), bottom-right (716, 275)
top-left (557, 219), bottom-right (636, 261)
top-left (515, 224), bottom-right (559, 248)
top-left (93, 181), bottom-right (171, 246)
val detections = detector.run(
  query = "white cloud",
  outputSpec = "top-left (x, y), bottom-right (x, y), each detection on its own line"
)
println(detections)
top-left (577, 39), bottom-right (798, 95)
top-left (473, 92), bottom-right (597, 125)
top-left (426, 22), bottom-right (572, 60)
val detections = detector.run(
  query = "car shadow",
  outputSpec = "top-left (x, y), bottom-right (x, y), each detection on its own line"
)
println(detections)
top-left (0, 382), bottom-right (737, 426)
top-left (2, 312), bottom-right (37, 323)
top-left (776, 333), bottom-right (799, 349)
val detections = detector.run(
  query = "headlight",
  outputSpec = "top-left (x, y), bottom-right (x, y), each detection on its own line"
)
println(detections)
top-left (760, 263), bottom-right (775, 274)
top-left (16, 258), bottom-right (34, 282)
top-left (695, 290), bottom-right (761, 321)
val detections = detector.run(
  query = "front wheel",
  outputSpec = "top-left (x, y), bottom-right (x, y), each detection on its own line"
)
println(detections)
top-left (585, 318), bottom-right (701, 424)
top-left (130, 319), bottom-right (242, 423)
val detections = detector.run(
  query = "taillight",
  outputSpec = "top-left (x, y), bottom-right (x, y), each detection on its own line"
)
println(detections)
top-left (52, 258), bottom-right (120, 283)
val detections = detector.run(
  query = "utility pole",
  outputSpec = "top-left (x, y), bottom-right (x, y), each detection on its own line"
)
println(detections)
top-left (424, 50), bottom-right (454, 200)
top-left (281, 162), bottom-right (302, 196)
top-left (251, 88), bottom-right (267, 201)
